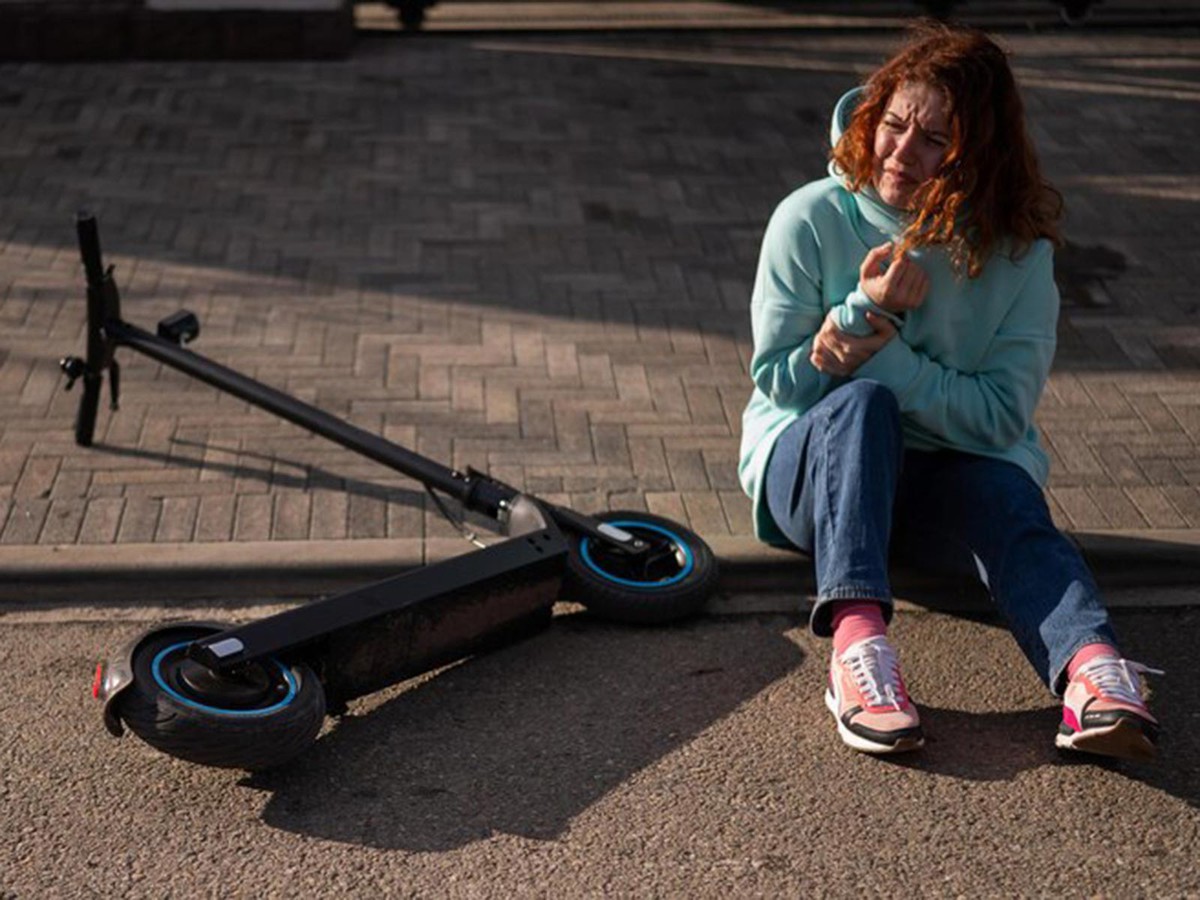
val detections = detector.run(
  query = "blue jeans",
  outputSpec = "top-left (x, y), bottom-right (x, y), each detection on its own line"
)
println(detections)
top-left (764, 380), bottom-right (1117, 695)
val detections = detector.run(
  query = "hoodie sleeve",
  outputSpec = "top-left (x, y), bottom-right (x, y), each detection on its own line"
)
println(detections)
top-left (831, 285), bottom-right (905, 336)
top-left (850, 241), bottom-right (1059, 450)
top-left (747, 196), bottom-right (837, 412)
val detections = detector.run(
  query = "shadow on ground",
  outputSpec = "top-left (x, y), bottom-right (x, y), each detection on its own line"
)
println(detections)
top-left (888, 607), bottom-right (1200, 809)
top-left (892, 702), bottom-right (1198, 810)
top-left (92, 440), bottom-right (426, 508)
top-left (248, 611), bottom-right (803, 850)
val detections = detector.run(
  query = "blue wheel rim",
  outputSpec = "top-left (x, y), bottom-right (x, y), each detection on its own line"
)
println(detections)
top-left (151, 641), bottom-right (298, 717)
top-left (580, 520), bottom-right (694, 590)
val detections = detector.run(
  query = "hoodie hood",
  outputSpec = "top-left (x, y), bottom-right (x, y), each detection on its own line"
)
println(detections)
top-left (829, 86), bottom-right (864, 153)
top-left (826, 86), bottom-right (910, 240)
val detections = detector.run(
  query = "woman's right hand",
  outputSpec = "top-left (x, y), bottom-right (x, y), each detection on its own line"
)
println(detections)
top-left (860, 242), bottom-right (930, 314)
top-left (810, 311), bottom-right (897, 377)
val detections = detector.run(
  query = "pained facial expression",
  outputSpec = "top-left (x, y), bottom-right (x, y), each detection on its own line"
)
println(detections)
top-left (872, 81), bottom-right (952, 209)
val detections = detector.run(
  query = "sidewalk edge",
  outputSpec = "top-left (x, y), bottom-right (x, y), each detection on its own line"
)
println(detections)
top-left (2, 529), bottom-right (1197, 609)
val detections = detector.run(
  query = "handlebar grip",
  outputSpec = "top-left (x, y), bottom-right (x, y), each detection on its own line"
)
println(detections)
top-left (75, 372), bottom-right (101, 447)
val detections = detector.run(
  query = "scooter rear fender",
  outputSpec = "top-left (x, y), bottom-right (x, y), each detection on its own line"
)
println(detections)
top-left (92, 620), bottom-right (234, 737)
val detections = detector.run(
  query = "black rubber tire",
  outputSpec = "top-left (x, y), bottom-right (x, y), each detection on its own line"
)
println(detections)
top-left (116, 624), bottom-right (325, 771)
top-left (563, 510), bottom-right (719, 625)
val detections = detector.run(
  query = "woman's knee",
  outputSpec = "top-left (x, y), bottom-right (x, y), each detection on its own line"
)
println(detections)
top-left (973, 460), bottom-right (1052, 524)
top-left (826, 380), bottom-right (901, 435)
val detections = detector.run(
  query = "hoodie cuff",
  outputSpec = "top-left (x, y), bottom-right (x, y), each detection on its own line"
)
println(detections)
top-left (834, 286), bottom-right (905, 336)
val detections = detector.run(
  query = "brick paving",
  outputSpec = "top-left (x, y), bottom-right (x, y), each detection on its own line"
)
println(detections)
top-left (1, 23), bottom-right (1198, 566)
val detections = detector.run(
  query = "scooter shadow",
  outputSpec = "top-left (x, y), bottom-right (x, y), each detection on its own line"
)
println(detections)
top-left (248, 611), bottom-right (803, 851)
top-left (92, 440), bottom-right (425, 507)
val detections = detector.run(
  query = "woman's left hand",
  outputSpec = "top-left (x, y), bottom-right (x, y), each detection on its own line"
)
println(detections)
top-left (810, 311), bottom-right (897, 376)
top-left (860, 242), bottom-right (930, 315)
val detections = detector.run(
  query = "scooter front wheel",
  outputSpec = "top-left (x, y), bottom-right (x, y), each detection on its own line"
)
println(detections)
top-left (116, 624), bottom-right (325, 771)
top-left (564, 510), bottom-right (718, 625)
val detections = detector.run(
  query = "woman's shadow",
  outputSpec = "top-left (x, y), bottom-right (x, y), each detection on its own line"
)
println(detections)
top-left (246, 611), bottom-right (804, 851)
top-left (881, 609), bottom-right (1200, 809)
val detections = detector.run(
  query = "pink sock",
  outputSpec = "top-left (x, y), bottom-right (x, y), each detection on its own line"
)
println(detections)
top-left (1067, 642), bottom-right (1120, 681)
top-left (831, 601), bottom-right (887, 657)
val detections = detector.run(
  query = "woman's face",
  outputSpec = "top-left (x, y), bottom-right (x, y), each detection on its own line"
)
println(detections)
top-left (872, 81), bottom-right (952, 209)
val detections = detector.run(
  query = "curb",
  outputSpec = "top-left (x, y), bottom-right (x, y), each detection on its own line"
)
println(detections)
top-left (3, 529), bottom-right (1198, 609)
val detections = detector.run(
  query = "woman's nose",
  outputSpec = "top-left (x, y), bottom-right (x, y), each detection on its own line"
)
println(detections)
top-left (892, 127), bottom-right (920, 160)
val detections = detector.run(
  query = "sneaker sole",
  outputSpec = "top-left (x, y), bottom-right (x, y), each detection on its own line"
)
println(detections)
top-left (824, 690), bottom-right (924, 755)
top-left (1056, 718), bottom-right (1157, 762)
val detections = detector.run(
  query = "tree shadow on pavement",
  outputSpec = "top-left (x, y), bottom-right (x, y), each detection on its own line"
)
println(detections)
top-left (248, 612), bottom-right (803, 850)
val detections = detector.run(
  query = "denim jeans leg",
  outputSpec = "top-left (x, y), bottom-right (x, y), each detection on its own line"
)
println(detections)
top-left (764, 380), bottom-right (905, 636)
top-left (893, 451), bottom-right (1119, 695)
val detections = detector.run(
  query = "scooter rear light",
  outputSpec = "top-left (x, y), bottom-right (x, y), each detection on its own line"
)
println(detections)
top-left (92, 663), bottom-right (104, 700)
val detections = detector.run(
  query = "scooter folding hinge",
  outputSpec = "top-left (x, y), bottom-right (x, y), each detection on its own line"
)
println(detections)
top-left (498, 494), bottom-right (550, 537)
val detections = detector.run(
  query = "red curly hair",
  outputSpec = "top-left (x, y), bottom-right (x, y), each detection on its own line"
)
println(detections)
top-left (831, 21), bottom-right (1063, 278)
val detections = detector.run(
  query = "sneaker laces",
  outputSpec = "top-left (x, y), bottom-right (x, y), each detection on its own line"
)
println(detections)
top-left (842, 638), bottom-right (908, 709)
top-left (1077, 657), bottom-right (1163, 707)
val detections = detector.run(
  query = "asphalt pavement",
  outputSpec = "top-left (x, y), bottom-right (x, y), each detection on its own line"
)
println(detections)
top-left (2, 592), bottom-right (1198, 896)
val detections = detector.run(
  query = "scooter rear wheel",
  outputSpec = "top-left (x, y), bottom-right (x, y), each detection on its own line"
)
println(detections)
top-left (116, 624), bottom-right (325, 771)
top-left (564, 510), bottom-right (718, 625)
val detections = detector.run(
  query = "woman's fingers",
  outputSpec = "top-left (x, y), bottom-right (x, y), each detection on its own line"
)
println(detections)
top-left (892, 260), bottom-right (919, 306)
top-left (810, 345), bottom-right (843, 374)
top-left (883, 255), bottom-right (929, 311)
top-left (860, 242), bottom-right (893, 280)
top-left (862, 244), bottom-right (931, 312)
top-left (864, 311), bottom-right (897, 342)
top-left (811, 314), bottom-right (894, 375)
top-left (812, 319), bottom-right (854, 374)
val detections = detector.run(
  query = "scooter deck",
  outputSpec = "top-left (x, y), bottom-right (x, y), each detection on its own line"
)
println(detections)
top-left (190, 525), bottom-right (566, 708)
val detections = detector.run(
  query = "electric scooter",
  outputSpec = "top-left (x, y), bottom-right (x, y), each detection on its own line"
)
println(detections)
top-left (68, 214), bottom-right (719, 771)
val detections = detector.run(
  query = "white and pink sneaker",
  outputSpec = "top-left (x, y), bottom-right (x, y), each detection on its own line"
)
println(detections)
top-left (825, 636), bottom-right (923, 754)
top-left (1057, 656), bottom-right (1161, 761)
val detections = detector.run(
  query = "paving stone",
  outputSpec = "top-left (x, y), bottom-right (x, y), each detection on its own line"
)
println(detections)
top-left (156, 496), bottom-right (199, 543)
top-left (14, 457), bottom-right (59, 500)
top-left (271, 491), bottom-right (311, 542)
top-left (1051, 487), bottom-right (1111, 530)
top-left (1162, 486), bottom-right (1200, 527)
top-left (117, 497), bottom-right (162, 544)
top-left (348, 493), bottom-right (386, 540)
top-left (233, 493), bottom-right (272, 542)
top-left (1124, 485), bottom-right (1189, 530)
top-left (645, 491), bottom-right (687, 524)
top-left (78, 497), bottom-right (123, 545)
top-left (310, 489), bottom-right (350, 541)
top-left (681, 490), bottom-right (729, 536)
top-left (40, 498), bottom-right (86, 545)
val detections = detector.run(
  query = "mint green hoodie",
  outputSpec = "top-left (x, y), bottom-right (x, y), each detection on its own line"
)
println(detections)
top-left (738, 88), bottom-right (1058, 546)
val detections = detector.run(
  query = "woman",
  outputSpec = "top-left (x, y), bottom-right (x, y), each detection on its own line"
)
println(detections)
top-left (738, 22), bottom-right (1159, 759)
